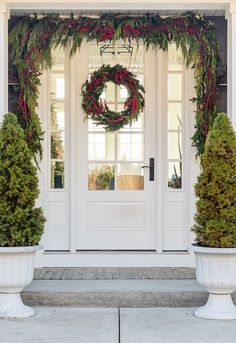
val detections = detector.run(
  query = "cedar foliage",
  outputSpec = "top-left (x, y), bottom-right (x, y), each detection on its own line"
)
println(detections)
top-left (192, 113), bottom-right (236, 248)
top-left (9, 13), bottom-right (218, 160)
top-left (0, 113), bottom-right (45, 246)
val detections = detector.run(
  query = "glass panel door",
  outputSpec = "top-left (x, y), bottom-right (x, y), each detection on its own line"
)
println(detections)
top-left (75, 42), bottom-right (157, 250)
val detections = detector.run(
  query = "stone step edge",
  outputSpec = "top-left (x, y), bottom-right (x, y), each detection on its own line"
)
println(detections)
top-left (22, 291), bottom-right (209, 307)
top-left (34, 267), bottom-right (196, 280)
top-left (20, 279), bottom-right (220, 307)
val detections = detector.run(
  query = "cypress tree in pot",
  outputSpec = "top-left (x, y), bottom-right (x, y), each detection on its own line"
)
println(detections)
top-left (0, 113), bottom-right (45, 318)
top-left (191, 112), bottom-right (236, 319)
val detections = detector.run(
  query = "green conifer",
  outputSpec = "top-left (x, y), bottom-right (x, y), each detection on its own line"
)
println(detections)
top-left (192, 113), bottom-right (236, 247)
top-left (0, 113), bottom-right (45, 246)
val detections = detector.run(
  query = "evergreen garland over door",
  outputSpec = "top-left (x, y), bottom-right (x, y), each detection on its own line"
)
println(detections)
top-left (9, 12), bottom-right (218, 163)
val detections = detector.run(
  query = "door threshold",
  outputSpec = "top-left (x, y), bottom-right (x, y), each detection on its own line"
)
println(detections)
top-left (76, 250), bottom-right (157, 254)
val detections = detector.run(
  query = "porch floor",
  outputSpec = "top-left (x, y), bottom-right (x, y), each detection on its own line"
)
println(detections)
top-left (2, 306), bottom-right (236, 343)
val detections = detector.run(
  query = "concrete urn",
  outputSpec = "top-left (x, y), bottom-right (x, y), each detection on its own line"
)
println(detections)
top-left (0, 245), bottom-right (41, 319)
top-left (191, 244), bottom-right (236, 320)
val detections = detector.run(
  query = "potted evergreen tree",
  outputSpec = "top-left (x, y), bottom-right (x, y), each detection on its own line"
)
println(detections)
top-left (191, 112), bottom-right (236, 320)
top-left (0, 113), bottom-right (45, 319)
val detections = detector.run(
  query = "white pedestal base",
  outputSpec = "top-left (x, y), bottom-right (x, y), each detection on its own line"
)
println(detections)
top-left (194, 293), bottom-right (236, 320)
top-left (0, 293), bottom-right (35, 319)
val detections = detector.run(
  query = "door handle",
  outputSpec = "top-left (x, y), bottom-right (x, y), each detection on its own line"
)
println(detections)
top-left (142, 158), bottom-right (155, 181)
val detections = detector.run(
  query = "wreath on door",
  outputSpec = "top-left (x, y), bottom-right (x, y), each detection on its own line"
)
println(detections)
top-left (81, 64), bottom-right (145, 131)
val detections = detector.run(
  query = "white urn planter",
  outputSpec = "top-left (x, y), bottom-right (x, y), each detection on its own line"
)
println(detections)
top-left (0, 245), bottom-right (41, 319)
top-left (191, 244), bottom-right (236, 320)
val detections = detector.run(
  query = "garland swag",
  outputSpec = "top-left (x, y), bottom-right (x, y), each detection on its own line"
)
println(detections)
top-left (82, 64), bottom-right (145, 131)
top-left (9, 12), bottom-right (218, 162)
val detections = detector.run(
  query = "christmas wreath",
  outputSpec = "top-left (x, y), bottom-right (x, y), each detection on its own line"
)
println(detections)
top-left (81, 64), bottom-right (145, 131)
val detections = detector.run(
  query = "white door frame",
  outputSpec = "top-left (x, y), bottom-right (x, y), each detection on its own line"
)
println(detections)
top-left (36, 43), bottom-right (197, 266)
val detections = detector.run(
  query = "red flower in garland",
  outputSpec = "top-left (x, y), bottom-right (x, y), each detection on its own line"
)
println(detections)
top-left (156, 24), bottom-right (168, 32)
top-left (96, 26), bottom-right (115, 40)
top-left (186, 27), bottom-right (198, 35)
top-left (109, 118), bottom-right (124, 123)
top-left (125, 96), bottom-right (138, 113)
top-left (122, 24), bottom-right (141, 37)
top-left (172, 17), bottom-right (187, 28)
top-left (64, 19), bottom-right (76, 26)
top-left (18, 90), bottom-right (28, 120)
top-left (115, 72), bottom-right (123, 84)
top-left (78, 25), bottom-right (91, 32)
top-left (207, 67), bottom-right (213, 79)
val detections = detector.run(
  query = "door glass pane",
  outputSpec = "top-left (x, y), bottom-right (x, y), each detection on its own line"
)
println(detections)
top-left (51, 102), bottom-right (65, 131)
top-left (168, 132), bottom-right (182, 160)
top-left (168, 44), bottom-right (183, 71)
top-left (51, 74), bottom-right (65, 100)
top-left (119, 113), bottom-right (144, 132)
top-left (104, 82), bottom-right (115, 102)
top-left (168, 162), bottom-right (182, 189)
top-left (51, 132), bottom-right (64, 159)
top-left (88, 164), bottom-right (115, 190)
top-left (119, 86), bottom-right (128, 100)
top-left (121, 45), bottom-right (144, 73)
top-left (89, 133), bottom-right (115, 161)
top-left (51, 162), bottom-right (65, 189)
top-left (51, 48), bottom-right (64, 71)
top-left (117, 163), bottom-right (144, 190)
top-left (168, 103), bottom-right (182, 130)
top-left (118, 133), bottom-right (143, 161)
top-left (168, 74), bottom-right (182, 100)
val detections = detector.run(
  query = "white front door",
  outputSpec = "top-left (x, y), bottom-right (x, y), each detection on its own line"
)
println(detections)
top-left (40, 43), bottom-right (195, 253)
top-left (74, 43), bottom-right (157, 250)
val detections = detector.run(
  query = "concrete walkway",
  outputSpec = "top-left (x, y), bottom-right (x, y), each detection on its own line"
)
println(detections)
top-left (1, 307), bottom-right (236, 343)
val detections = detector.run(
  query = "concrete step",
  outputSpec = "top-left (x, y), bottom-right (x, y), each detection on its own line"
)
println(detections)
top-left (21, 279), bottom-right (230, 308)
top-left (34, 267), bottom-right (196, 280)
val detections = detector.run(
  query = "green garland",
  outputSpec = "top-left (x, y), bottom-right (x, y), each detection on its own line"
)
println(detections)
top-left (82, 64), bottom-right (145, 131)
top-left (9, 12), bottom-right (219, 162)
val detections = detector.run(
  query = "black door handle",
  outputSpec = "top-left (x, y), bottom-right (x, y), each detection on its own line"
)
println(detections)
top-left (142, 158), bottom-right (154, 181)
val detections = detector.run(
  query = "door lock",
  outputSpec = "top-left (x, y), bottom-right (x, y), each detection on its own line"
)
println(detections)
top-left (142, 158), bottom-right (155, 181)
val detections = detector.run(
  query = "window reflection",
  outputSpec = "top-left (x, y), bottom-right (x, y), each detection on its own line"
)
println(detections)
top-left (51, 162), bottom-right (65, 189)
top-left (51, 132), bottom-right (64, 159)
top-left (168, 162), bottom-right (182, 189)
top-left (118, 163), bottom-right (144, 190)
top-left (88, 164), bottom-right (115, 190)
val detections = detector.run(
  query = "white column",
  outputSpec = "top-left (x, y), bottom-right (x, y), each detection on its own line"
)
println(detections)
top-left (0, 4), bottom-right (8, 119)
top-left (226, 3), bottom-right (236, 128)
